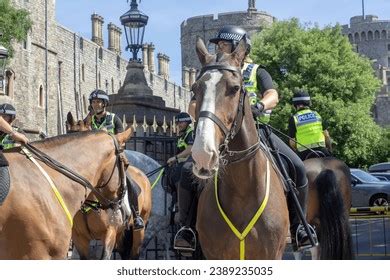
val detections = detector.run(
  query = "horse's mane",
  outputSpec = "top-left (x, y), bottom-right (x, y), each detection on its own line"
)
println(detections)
top-left (32, 130), bottom-right (105, 148)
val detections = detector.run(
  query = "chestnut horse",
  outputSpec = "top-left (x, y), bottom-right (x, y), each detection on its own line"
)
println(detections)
top-left (191, 38), bottom-right (289, 259)
top-left (0, 129), bottom-right (132, 259)
top-left (300, 157), bottom-right (353, 259)
top-left (66, 112), bottom-right (152, 259)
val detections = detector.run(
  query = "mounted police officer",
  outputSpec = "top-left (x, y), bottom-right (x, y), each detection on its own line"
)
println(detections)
top-left (168, 112), bottom-right (199, 251)
top-left (0, 103), bottom-right (18, 150)
top-left (88, 89), bottom-right (144, 230)
top-left (208, 25), bottom-right (315, 251)
top-left (288, 90), bottom-right (332, 160)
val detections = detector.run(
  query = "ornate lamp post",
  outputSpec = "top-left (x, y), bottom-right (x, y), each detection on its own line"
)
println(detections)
top-left (0, 34), bottom-right (9, 91)
top-left (120, 0), bottom-right (149, 61)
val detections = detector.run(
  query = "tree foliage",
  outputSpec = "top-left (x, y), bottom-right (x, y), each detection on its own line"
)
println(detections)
top-left (251, 18), bottom-right (389, 167)
top-left (0, 0), bottom-right (32, 57)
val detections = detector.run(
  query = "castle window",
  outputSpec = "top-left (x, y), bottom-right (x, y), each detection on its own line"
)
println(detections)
top-left (354, 32), bottom-right (360, 41)
top-left (80, 37), bottom-right (84, 50)
top-left (111, 78), bottom-right (115, 93)
top-left (81, 64), bottom-right (85, 82)
top-left (361, 32), bottom-right (366, 41)
top-left (98, 72), bottom-right (101, 88)
top-left (348, 34), bottom-right (353, 42)
top-left (374, 30), bottom-right (380, 40)
top-left (39, 85), bottom-right (44, 107)
top-left (382, 30), bottom-right (387, 39)
top-left (368, 31), bottom-right (373, 40)
top-left (116, 55), bottom-right (120, 69)
top-left (23, 40), bottom-right (27, 49)
top-left (98, 47), bottom-right (103, 60)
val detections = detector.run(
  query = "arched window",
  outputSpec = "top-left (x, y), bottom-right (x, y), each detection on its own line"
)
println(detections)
top-left (116, 55), bottom-right (121, 69)
top-left (368, 30), bottom-right (373, 40)
top-left (348, 34), bottom-right (353, 42)
top-left (80, 37), bottom-right (84, 50)
top-left (382, 30), bottom-right (387, 39)
top-left (374, 30), bottom-right (380, 40)
top-left (5, 70), bottom-right (15, 97)
top-left (98, 47), bottom-right (103, 60)
top-left (361, 31), bottom-right (366, 41)
top-left (354, 32), bottom-right (360, 41)
top-left (39, 85), bottom-right (44, 107)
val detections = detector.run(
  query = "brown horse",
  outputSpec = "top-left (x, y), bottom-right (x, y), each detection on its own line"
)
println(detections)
top-left (302, 157), bottom-right (353, 259)
top-left (0, 129), bottom-right (132, 259)
top-left (66, 112), bottom-right (152, 259)
top-left (190, 38), bottom-right (289, 259)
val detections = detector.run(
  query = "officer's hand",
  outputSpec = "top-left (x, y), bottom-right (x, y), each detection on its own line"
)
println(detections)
top-left (167, 156), bottom-right (177, 166)
top-left (10, 131), bottom-right (29, 145)
top-left (250, 103), bottom-right (264, 118)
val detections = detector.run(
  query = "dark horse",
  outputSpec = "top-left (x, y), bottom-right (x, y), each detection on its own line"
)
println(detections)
top-left (299, 157), bottom-right (353, 259)
top-left (0, 129), bottom-right (132, 259)
top-left (191, 38), bottom-right (289, 259)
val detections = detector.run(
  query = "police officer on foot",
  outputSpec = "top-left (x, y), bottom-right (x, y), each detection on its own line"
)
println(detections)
top-left (209, 25), bottom-right (314, 251)
top-left (288, 90), bottom-right (332, 160)
top-left (89, 89), bottom-right (144, 231)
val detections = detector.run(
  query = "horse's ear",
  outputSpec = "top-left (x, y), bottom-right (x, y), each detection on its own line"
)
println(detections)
top-left (115, 127), bottom-right (133, 146)
top-left (231, 39), bottom-right (247, 66)
top-left (66, 111), bottom-right (76, 126)
top-left (84, 112), bottom-right (92, 129)
top-left (196, 36), bottom-right (213, 66)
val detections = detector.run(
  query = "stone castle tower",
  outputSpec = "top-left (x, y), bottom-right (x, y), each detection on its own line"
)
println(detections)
top-left (180, 0), bottom-right (275, 89)
top-left (342, 15), bottom-right (390, 126)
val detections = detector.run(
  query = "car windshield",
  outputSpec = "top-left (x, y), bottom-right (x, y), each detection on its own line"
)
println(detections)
top-left (352, 169), bottom-right (381, 182)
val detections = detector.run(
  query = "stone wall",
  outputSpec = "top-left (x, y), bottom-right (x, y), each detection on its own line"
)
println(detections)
top-left (2, 0), bottom-right (190, 137)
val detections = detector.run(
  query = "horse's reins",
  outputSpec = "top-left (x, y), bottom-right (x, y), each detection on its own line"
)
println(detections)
top-left (197, 64), bottom-right (261, 165)
top-left (22, 134), bottom-right (127, 210)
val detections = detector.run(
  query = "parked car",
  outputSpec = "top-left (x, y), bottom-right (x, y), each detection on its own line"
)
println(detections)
top-left (370, 172), bottom-right (390, 181)
top-left (350, 168), bottom-right (390, 207)
top-left (368, 162), bottom-right (390, 173)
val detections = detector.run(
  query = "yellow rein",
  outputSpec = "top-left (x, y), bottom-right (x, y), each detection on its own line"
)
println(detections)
top-left (214, 158), bottom-right (270, 260)
top-left (151, 168), bottom-right (164, 190)
top-left (22, 147), bottom-right (73, 227)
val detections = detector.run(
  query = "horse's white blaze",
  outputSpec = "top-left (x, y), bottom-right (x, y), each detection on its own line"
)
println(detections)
top-left (192, 71), bottom-right (222, 172)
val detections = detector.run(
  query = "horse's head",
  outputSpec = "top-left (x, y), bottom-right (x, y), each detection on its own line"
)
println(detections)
top-left (191, 37), bottom-right (247, 179)
top-left (66, 111), bottom-right (92, 133)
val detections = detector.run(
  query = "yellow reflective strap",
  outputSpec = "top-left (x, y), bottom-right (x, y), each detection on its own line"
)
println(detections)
top-left (214, 159), bottom-right (270, 260)
top-left (21, 147), bottom-right (73, 228)
top-left (151, 168), bottom-right (164, 190)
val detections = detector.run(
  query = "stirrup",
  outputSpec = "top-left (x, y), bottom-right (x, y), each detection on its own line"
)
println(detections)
top-left (173, 226), bottom-right (197, 252)
top-left (133, 216), bottom-right (145, 231)
top-left (294, 224), bottom-right (318, 251)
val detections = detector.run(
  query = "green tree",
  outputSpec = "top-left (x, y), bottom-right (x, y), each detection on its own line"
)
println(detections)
top-left (251, 18), bottom-right (389, 167)
top-left (0, 0), bottom-right (32, 57)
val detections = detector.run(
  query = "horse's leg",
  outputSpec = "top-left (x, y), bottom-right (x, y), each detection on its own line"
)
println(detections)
top-left (101, 227), bottom-right (117, 260)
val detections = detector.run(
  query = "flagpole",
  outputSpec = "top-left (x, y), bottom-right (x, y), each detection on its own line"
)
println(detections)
top-left (362, 0), bottom-right (365, 19)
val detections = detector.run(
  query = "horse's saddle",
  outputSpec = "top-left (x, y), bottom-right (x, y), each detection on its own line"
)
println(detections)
top-left (0, 166), bottom-right (10, 205)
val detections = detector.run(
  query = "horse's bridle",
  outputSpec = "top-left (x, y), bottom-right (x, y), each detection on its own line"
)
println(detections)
top-left (23, 133), bottom-right (127, 210)
top-left (197, 64), bottom-right (261, 165)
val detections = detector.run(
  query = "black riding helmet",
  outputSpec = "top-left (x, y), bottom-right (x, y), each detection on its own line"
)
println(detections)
top-left (210, 25), bottom-right (251, 55)
top-left (0, 103), bottom-right (16, 120)
top-left (175, 112), bottom-right (192, 124)
top-left (89, 89), bottom-right (109, 106)
top-left (292, 90), bottom-right (311, 107)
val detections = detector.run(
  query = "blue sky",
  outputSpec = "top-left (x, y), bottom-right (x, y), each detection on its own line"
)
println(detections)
top-left (56, 0), bottom-right (390, 84)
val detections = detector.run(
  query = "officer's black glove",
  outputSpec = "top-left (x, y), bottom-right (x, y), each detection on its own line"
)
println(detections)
top-left (250, 102), bottom-right (265, 118)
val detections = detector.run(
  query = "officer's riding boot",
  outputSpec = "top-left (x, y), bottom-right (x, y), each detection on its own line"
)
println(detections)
top-left (174, 186), bottom-right (196, 251)
top-left (127, 178), bottom-right (145, 231)
top-left (288, 183), bottom-right (311, 251)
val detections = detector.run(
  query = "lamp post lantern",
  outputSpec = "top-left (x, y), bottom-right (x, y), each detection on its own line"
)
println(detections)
top-left (120, 0), bottom-right (148, 61)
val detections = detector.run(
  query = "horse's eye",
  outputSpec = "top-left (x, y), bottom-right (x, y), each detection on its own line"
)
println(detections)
top-left (233, 85), bottom-right (240, 93)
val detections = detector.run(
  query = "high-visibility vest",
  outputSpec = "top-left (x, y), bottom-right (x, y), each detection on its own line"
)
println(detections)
top-left (242, 63), bottom-right (272, 124)
top-left (91, 112), bottom-right (115, 134)
top-left (177, 126), bottom-right (193, 151)
top-left (0, 134), bottom-right (16, 150)
top-left (293, 109), bottom-right (325, 152)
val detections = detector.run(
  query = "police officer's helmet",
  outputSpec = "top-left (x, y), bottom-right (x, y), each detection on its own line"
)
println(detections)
top-left (292, 91), bottom-right (311, 107)
top-left (175, 112), bottom-right (192, 124)
top-left (0, 103), bottom-right (16, 120)
top-left (210, 25), bottom-right (251, 55)
top-left (89, 89), bottom-right (109, 105)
